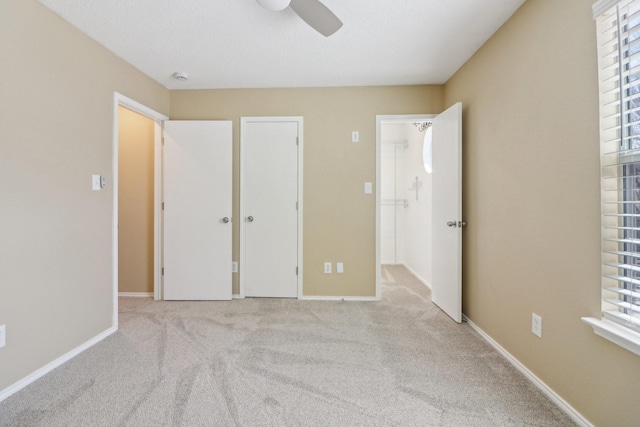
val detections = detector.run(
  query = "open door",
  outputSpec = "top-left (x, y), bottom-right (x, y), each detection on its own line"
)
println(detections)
top-left (162, 121), bottom-right (233, 300)
top-left (431, 103), bottom-right (463, 323)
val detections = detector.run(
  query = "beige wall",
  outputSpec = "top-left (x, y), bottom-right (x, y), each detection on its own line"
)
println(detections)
top-left (6, 0), bottom-right (632, 424)
top-left (445, 0), bottom-right (640, 425)
top-left (0, 0), bottom-right (169, 392)
top-left (118, 107), bottom-right (155, 294)
top-left (170, 86), bottom-right (444, 296)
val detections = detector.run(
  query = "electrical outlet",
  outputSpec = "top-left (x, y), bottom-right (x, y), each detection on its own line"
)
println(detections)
top-left (232, 262), bottom-right (238, 273)
top-left (337, 262), bottom-right (344, 274)
top-left (532, 313), bottom-right (542, 338)
top-left (0, 325), bottom-right (5, 348)
top-left (324, 262), bottom-right (332, 274)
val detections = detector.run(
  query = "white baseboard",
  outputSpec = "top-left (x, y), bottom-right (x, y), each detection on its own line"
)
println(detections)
top-left (232, 294), bottom-right (376, 301)
top-left (298, 296), bottom-right (378, 301)
top-left (118, 292), bottom-right (153, 298)
top-left (401, 263), bottom-right (432, 290)
top-left (0, 326), bottom-right (117, 403)
top-left (463, 316), bottom-right (593, 427)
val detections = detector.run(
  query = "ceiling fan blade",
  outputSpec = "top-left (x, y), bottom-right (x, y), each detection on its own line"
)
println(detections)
top-left (289, 0), bottom-right (343, 37)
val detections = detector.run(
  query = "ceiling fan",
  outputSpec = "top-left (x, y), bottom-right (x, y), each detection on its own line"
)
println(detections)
top-left (256, 0), bottom-right (343, 37)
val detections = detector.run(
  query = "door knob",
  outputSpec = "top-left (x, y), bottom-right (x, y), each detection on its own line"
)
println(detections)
top-left (447, 221), bottom-right (457, 228)
top-left (247, 216), bottom-right (254, 222)
top-left (458, 221), bottom-right (467, 227)
top-left (222, 217), bottom-right (230, 223)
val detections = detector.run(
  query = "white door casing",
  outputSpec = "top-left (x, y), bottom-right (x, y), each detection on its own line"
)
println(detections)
top-left (431, 103), bottom-right (463, 323)
top-left (113, 93), bottom-right (168, 325)
top-left (163, 121), bottom-right (233, 300)
top-left (240, 117), bottom-right (302, 298)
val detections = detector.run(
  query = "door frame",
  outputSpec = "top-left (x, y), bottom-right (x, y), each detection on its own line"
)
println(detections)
top-left (112, 93), bottom-right (168, 326)
top-left (239, 116), bottom-right (304, 298)
top-left (375, 114), bottom-right (436, 300)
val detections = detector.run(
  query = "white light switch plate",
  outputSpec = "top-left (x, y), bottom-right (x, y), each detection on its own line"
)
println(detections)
top-left (352, 131), bottom-right (359, 142)
top-left (92, 175), bottom-right (102, 191)
top-left (532, 313), bottom-right (542, 338)
top-left (0, 325), bottom-right (5, 348)
top-left (364, 182), bottom-right (372, 194)
top-left (337, 262), bottom-right (344, 274)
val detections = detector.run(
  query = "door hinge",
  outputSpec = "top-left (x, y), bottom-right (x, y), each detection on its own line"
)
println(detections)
top-left (296, 136), bottom-right (299, 146)
top-left (162, 136), bottom-right (165, 146)
top-left (296, 267), bottom-right (298, 275)
top-left (162, 202), bottom-right (165, 210)
top-left (162, 267), bottom-right (164, 275)
top-left (296, 201), bottom-right (298, 210)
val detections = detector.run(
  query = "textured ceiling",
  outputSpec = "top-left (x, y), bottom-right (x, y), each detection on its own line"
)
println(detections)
top-left (37, 0), bottom-right (525, 90)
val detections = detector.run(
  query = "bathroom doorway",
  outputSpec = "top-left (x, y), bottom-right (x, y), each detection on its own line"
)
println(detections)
top-left (376, 115), bottom-right (434, 297)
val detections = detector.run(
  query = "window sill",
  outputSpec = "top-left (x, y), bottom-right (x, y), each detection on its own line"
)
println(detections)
top-left (582, 317), bottom-right (640, 357)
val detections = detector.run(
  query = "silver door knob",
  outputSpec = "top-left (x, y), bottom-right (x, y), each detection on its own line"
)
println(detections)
top-left (222, 217), bottom-right (230, 223)
top-left (247, 216), bottom-right (254, 222)
top-left (447, 221), bottom-right (457, 227)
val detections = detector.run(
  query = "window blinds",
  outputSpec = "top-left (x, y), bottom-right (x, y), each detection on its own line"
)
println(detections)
top-left (597, 0), bottom-right (640, 331)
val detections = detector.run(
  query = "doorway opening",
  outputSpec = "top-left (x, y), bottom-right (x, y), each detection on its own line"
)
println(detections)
top-left (112, 93), bottom-right (167, 328)
top-left (376, 115), bottom-right (435, 300)
top-left (117, 106), bottom-right (155, 298)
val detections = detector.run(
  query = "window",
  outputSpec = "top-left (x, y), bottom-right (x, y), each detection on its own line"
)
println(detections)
top-left (583, 0), bottom-right (640, 356)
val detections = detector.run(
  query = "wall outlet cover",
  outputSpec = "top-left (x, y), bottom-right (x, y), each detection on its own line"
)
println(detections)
top-left (232, 261), bottom-right (238, 273)
top-left (324, 262), bottom-right (332, 274)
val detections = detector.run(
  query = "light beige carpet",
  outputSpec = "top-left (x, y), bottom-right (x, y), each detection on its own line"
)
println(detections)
top-left (0, 265), bottom-right (576, 426)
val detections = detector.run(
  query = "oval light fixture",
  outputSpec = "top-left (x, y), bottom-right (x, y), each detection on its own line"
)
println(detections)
top-left (423, 126), bottom-right (433, 174)
top-left (256, 0), bottom-right (291, 11)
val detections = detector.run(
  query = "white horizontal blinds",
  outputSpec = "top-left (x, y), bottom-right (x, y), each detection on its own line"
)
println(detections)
top-left (599, 0), bottom-right (640, 331)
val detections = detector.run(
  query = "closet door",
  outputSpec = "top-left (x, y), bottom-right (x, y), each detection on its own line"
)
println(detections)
top-left (163, 121), bottom-right (232, 300)
top-left (241, 118), bottom-right (301, 298)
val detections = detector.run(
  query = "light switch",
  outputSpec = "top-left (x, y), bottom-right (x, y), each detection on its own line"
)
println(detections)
top-left (364, 182), bottom-right (373, 194)
top-left (352, 131), bottom-right (359, 142)
top-left (337, 262), bottom-right (344, 274)
top-left (92, 175), bottom-right (102, 191)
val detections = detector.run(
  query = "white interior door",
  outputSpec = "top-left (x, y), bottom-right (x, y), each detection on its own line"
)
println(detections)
top-left (241, 118), bottom-right (300, 298)
top-left (163, 121), bottom-right (232, 300)
top-left (431, 103), bottom-right (463, 323)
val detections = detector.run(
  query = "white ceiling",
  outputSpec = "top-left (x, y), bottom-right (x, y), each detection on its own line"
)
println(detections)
top-left (37, 0), bottom-right (525, 90)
